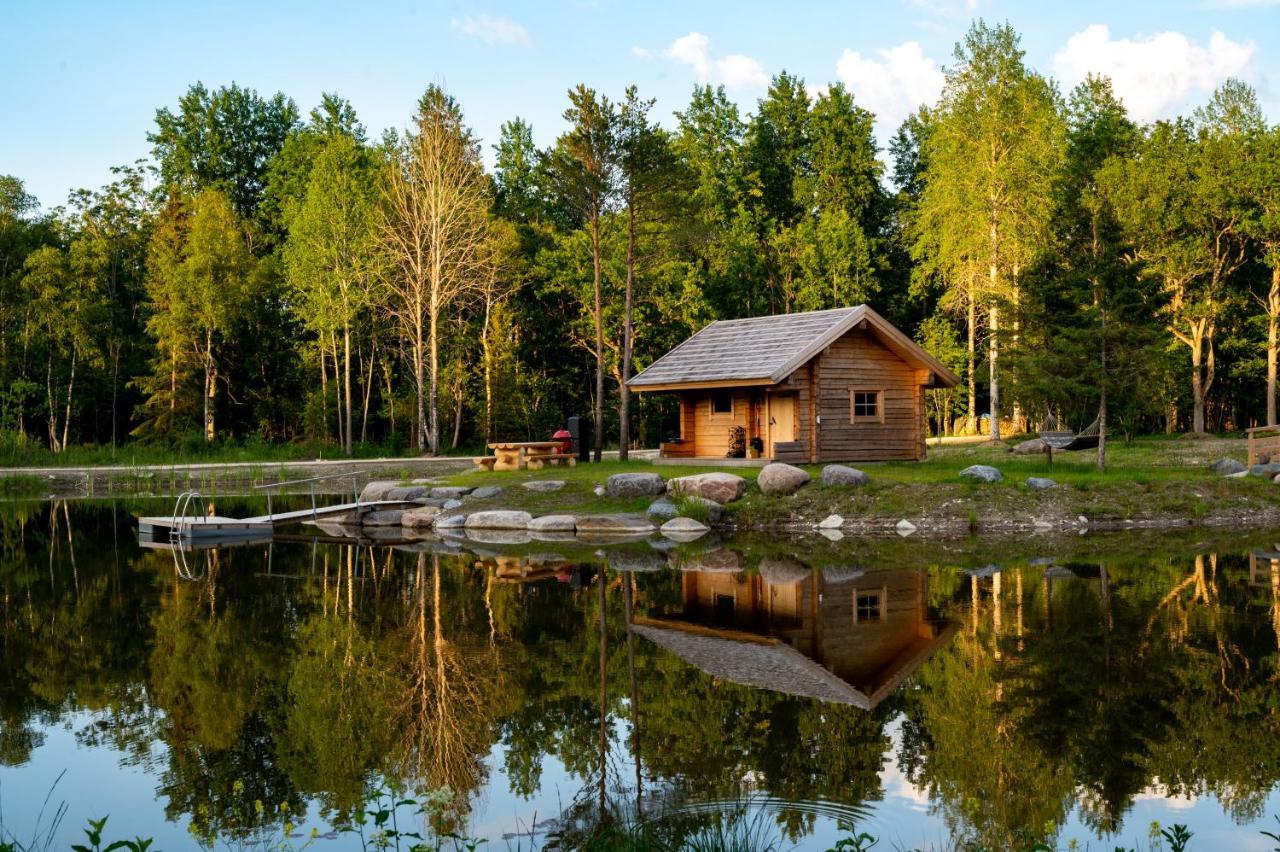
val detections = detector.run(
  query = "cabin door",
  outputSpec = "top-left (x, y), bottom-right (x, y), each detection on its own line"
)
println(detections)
top-left (767, 394), bottom-right (796, 456)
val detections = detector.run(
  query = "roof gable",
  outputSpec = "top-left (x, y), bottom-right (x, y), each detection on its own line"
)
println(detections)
top-left (628, 305), bottom-right (959, 389)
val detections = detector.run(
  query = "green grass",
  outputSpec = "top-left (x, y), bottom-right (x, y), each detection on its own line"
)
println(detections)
top-left (438, 435), bottom-right (1278, 530)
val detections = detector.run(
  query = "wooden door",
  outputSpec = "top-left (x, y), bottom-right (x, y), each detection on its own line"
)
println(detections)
top-left (768, 394), bottom-right (796, 456)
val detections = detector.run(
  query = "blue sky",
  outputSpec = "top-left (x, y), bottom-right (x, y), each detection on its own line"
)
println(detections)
top-left (4, 0), bottom-right (1279, 210)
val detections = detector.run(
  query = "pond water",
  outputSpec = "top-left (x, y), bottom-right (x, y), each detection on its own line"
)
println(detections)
top-left (3, 498), bottom-right (1280, 850)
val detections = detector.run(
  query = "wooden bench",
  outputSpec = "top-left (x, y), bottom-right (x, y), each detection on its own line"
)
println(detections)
top-left (525, 452), bottom-right (576, 470)
top-left (473, 456), bottom-right (497, 471)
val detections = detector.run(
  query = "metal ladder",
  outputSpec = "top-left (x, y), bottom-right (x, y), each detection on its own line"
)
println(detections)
top-left (169, 490), bottom-right (207, 580)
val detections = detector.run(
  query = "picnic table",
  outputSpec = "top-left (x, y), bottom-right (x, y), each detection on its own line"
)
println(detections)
top-left (484, 441), bottom-right (575, 472)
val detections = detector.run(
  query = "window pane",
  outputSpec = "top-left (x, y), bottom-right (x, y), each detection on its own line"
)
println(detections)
top-left (711, 392), bottom-right (734, 415)
top-left (852, 391), bottom-right (878, 418)
top-left (856, 592), bottom-right (881, 622)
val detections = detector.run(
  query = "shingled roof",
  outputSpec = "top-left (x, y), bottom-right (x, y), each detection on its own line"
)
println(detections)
top-left (628, 304), bottom-right (958, 390)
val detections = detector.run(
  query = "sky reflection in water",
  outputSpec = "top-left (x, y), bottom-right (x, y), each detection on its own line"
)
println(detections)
top-left (3, 499), bottom-right (1280, 850)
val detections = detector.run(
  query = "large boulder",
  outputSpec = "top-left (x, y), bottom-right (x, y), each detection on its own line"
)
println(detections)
top-left (359, 480), bottom-right (399, 502)
top-left (469, 485), bottom-right (503, 500)
top-left (430, 486), bottom-right (474, 499)
top-left (606, 472), bottom-right (666, 498)
top-left (464, 510), bottom-right (533, 530)
top-left (959, 464), bottom-right (1003, 484)
top-left (402, 506), bottom-right (442, 528)
top-left (667, 472), bottom-right (747, 505)
top-left (610, 548), bottom-right (667, 572)
top-left (758, 557), bottom-right (810, 585)
top-left (522, 480), bottom-right (565, 493)
top-left (434, 514), bottom-right (467, 530)
top-left (661, 517), bottom-right (709, 535)
top-left (1013, 439), bottom-right (1047, 456)
top-left (757, 463), bottom-right (811, 496)
top-left (646, 499), bottom-right (679, 520)
top-left (528, 514), bottom-right (577, 533)
top-left (1209, 458), bottom-right (1246, 475)
top-left (817, 514), bottom-right (844, 529)
top-left (574, 514), bottom-right (656, 535)
top-left (384, 485), bottom-right (428, 501)
top-left (1026, 477), bottom-right (1058, 490)
top-left (678, 495), bottom-right (726, 524)
top-left (1250, 462), bottom-right (1280, 478)
top-left (821, 465), bottom-right (869, 487)
top-left (362, 509), bottom-right (405, 526)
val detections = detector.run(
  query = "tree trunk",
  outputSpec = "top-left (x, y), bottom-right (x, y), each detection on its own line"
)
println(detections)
top-left (1268, 267), bottom-right (1280, 426)
top-left (45, 350), bottom-right (57, 452)
top-left (620, 196), bottom-right (636, 462)
top-left (61, 350), bottom-right (75, 454)
top-left (591, 207), bottom-right (604, 463)
top-left (415, 320), bottom-right (428, 454)
top-left (967, 293), bottom-right (977, 435)
top-left (988, 302), bottom-right (1000, 442)
top-left (204, 328), bottom-right (214, 443)
top-left (482, 297), bottom-right (495, 443)
top-left (320, 348), bottom-right (328, 441)
top-left (110, 344), bottom-right (120, 451)
top-left (361, 342), bottom-right (376, 444)
top-left (331, 332), bottom-right (344, 452)
top-left (428, 300), bottom-right (439, 455)
top-left (1191, 323), bottom-right (1205, 435)
top-left (343, 321), bottom-right (353, 455)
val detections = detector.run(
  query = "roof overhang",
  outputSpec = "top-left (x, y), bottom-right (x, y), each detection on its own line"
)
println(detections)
top-left (628, 304), bottom-right (960, 391)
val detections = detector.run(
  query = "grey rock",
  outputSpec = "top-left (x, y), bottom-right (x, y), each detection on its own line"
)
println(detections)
top-left (1209, 457), bottom-right (1246, 475)
top-left (362, 509), bottom-right (405, 527)
top-left (821, 465), bottom-right (869, 487)
top-left (1227, 470), bottom-right (1249, 479)
top-left (661, 517), bottom-right (710, 534)
top-left (402, 506), bottom-right (442, 528)
top-left (959, 464), bottom-right (1003, 484)
top-left (463, 510), bottom-right (533, 530)
top-left (1250, 462), bottom-right (1280, 477)
top-left (574, 513), bottom-right (656, 535)
top-left (817, 514), bottom-right (844, 529)
top-left (528, 514), bottom-right (577, 532)
top-left (434, 514), bottom-right (467, 529)
top-left (358, 480), bottom-right (398, 502)
top-left (896, 519), bottom-right (918, 536)
top-left (384, 485), bottom-right (428, 501)
top-left (606, 472), bottom-right (666, 498)
top-left (1026, 477), bottom-right (1058, 490)
top-left (674, 495), bottom-right (726, 524)
top-left (430, 486), bottom-right (474, 499)
top-left (522, 480), bottom-right (566, 493)
top-left (667, 472), bottom-right (747, 504)
top-left (1273, 473), bottom-right (1280, 484)
top-left (1013, 439), bottom-right (1047, 455)
top-left (756, 462), bottom-right (811, 496)
top-left (646, 499), bottom-right (679, 520)
top-left (442, 499), bottom-right (463, 510)
top-left (469, 485), bottom-right (503, 500)
top-left (818, 528), bottom-right (845, 541)
top-left (593, 485), bottom-right (606, 496)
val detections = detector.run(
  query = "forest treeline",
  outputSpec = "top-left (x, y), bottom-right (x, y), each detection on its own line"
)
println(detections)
top-left (3, 20), bottom-right (1280, 464)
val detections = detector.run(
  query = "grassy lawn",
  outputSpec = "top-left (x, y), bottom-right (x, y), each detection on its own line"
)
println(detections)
top-left (439, 435), bottom-right (1278, 529)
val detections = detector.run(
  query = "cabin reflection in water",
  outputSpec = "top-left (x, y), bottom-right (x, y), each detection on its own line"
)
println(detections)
top-left (633, 563), bottom-right (958, 710)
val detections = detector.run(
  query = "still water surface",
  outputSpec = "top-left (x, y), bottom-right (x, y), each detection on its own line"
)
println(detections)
top-left (3, 499), bottom-right (1280, 850)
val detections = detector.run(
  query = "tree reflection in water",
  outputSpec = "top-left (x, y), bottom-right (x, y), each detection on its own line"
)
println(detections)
top-left (3, 502), bottom-right (1280, 849)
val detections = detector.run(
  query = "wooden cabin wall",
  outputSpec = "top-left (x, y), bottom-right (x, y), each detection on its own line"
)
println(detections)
top-left (820, 570), bottom-right (928, 688)
top-left (686, 390), bottom-right (753, 457)
top-left (812, 328), bottom-right (925, 461)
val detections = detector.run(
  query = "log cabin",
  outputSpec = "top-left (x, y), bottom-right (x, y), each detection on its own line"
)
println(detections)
top-left (631, 564), bottom-right (957, 710)
top-left (628, 305), bottom-right (959, 463)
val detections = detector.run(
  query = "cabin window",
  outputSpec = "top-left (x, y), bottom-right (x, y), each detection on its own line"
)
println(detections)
top-left (854, 590), bottom-right (883, 624)
top-left (714, 593), bottom-right (736, 621)
top-left (710, 391), bottom-right (734, 416)
top-left (850, 390), bottom-right (883, 423)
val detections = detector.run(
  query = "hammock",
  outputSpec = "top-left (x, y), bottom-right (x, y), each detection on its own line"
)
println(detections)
top-left (1039, 415), bottom-right (1101, 451)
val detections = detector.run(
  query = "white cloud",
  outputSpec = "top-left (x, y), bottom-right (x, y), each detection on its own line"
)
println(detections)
top-left (835, 42), bottom-right (944, 131)
top-left (663, 32), bottom-right (768, 90)
top-left (1052, 24), bottom-right (1254, 122)
top-left (631, 45), bottom-right (650, 58)
top-left (450, 14), bottom-right (531, 47)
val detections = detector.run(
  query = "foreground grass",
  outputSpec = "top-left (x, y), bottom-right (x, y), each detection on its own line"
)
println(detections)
top-left (440, 435), bottom-right (1278, 530)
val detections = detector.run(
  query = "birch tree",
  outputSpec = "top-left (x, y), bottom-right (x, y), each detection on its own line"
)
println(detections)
top-left (378, 86), bottom-right (489, 454)
top-left (915, 21), bottom-right (1063, 441)
top-left (284, 134), bottom-right (377, 454)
